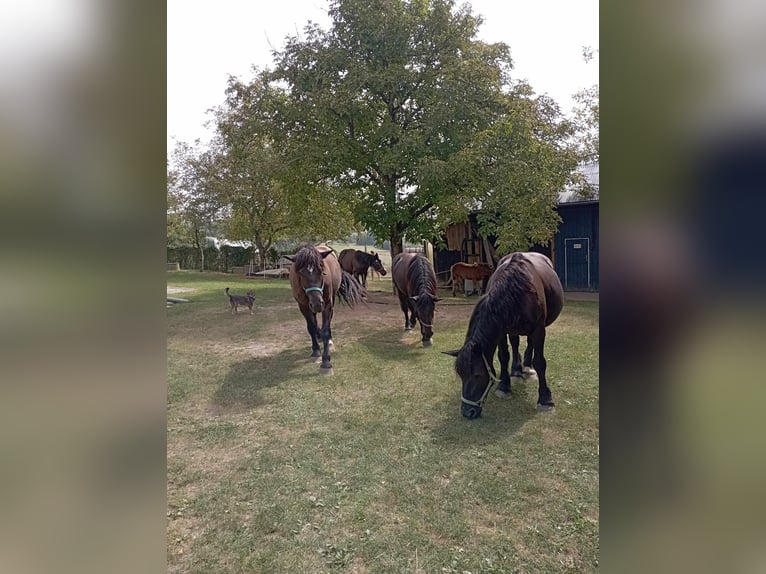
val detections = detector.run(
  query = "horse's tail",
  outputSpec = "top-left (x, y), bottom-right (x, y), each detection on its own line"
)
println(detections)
top-left (337, 270), bottom-right (367, 308)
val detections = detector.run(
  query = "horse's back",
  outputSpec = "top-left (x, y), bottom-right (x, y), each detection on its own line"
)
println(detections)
top-left (391, 252), bottom-right (412, 294)
top-left (338, 249), bottom-right (354, 272)
top-left (494, 252), bottom-right (563, 327)
top-left (393, 252), bottom-right (434, 295)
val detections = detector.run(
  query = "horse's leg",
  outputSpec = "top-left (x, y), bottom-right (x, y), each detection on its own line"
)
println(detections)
top-left (522, 335), bottom-right (537, 377)
top-left (396, 289), bottom-right (413, 330)
top-left (326, 305), bottom-right (335, 349)
top-left (303, 309), bottom-right (321, 359)
top-left (531, 328), bottom-right (554, 410)
top-left (451, 274), bottom-right (456, 297)
top-left (495, 335), bottom-right (512, 398)
top-left (319, 304), bottom-right (333, 373)
top-left (408, 299), bottom-right (419, 329)
top-left (510, 335), bottom-right (523, 378)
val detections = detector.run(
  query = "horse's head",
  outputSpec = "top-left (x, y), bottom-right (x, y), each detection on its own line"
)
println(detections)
top-left (370, 251), bottom-right (387, 276)
top-left (287, 249), bottom-right (334, 313)
top-left (443, 343), bottom-right (496, 419)
top-left (409, 293), bottom-right (441, 346)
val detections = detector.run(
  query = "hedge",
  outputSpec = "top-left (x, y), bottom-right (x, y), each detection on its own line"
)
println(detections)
top-left (167, 245), bottom-right (254, 272)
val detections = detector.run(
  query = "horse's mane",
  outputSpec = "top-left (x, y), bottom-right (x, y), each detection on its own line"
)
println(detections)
top-left (293, 244), bottom-right (326, 271)
top-left (455, 253), bottom-right (535, 377)
top-left (407, 254), bottom-right (436, 297)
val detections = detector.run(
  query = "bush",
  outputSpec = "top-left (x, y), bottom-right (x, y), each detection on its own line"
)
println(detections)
top-left (166, 245), bottom-right (255, 272)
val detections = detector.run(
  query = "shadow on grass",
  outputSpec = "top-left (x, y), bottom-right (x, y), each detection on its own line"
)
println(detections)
top-left (213, 347), bottom-right (312, 410)
top-left (430, 376), bottom-right (539, 450)
top-left (353, 324), bottom-right (430, 359)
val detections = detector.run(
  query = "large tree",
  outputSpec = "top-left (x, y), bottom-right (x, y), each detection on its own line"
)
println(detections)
top-left (271, 0), bottom-right (515, 257)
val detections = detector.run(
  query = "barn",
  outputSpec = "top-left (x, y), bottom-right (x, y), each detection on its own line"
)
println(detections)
top-left (431, 162), bottom-right (599, 291)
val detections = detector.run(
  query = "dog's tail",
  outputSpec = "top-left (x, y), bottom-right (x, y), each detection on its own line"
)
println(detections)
top-left (337, 270), bottom-right (367, 308)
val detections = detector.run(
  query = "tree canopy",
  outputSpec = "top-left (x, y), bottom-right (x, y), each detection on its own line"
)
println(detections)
top-left (168, 0), bottom-right (593, 261)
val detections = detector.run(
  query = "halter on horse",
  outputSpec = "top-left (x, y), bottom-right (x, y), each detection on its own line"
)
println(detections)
top-left (392, 252), bottom-right (441, 347)
top-left (287, 244), bottom-right (366, 374)
top-left (443, 252), bottom-right (564, 418)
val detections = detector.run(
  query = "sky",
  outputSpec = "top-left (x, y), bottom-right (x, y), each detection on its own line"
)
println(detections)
top-left (167, 0), bottom-right (598, 148)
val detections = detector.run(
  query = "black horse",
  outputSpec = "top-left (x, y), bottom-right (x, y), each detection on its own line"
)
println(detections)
top-left (286, 244), bottom-right (366, 374)
top-left (443, 252), bottom-right (564, 418)
top-left (391, 252), bottom-right (441, 347)
top-left (338, 249), bottom-right (387, 287)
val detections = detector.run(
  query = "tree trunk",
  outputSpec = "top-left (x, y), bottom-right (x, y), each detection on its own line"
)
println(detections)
top-left (195, 231), bottom-right (205, 272)
top-left (389, 224), bottom-right (405, 294)
top-left (255, 238), bottom-right (269, 271)
top-left (389, 223), bottom-right (404, 261)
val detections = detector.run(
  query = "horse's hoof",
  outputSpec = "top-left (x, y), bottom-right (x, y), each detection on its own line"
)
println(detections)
top-left (312, 355), bottom-right (322, 363)
top-left (422, 338), bottom-right (433, 347)
top-left (495, 389), bottom-right (511, 399)
top-left (405, 326), bottom-right (413, 331)
top-left (522, 367), bottom-right (537, 375)
top-left (510, 376), bottom-right (524, 385)
top-left (319, 366), bottom-right (333, 376)
top-left (536, 403), bottom-right (555, 413)
top-left (328, 339), bottom-right (335, 348)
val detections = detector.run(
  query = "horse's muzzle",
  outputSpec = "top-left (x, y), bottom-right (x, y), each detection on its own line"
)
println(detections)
top-left (461, 404), bottom-right (482, 419)
top-left (309, 300), bottom-right (323, 314)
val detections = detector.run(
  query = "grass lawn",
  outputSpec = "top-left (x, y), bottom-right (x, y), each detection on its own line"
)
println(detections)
top-left (167, 270), bottom-right (599, 573)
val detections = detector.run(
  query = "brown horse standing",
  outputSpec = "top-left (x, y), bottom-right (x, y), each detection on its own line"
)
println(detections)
top-left (444, 252), bottom-right (563, 418)
top-left (286, 245), bottom-right (366, 374)
top-left (338, 249), bottom-right (387, 287)
top-left (450, 262), bottom-right (495, 296)
top-left (391, 252), bottom-right (442, 347)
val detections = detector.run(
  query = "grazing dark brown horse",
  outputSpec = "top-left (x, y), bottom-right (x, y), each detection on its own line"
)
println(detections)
top-left (391, 252), bottom-right (441, 347)
top-left (286, 244), bottom-right (366, 374)
top-left (338, 249), bottom-right (387, 288)
top-left (449, 262), bottom-right (495, 296)
top-left (443, 252), bottom-right (564, 418)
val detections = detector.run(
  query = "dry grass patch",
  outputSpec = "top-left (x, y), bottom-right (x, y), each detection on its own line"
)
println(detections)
top-left (167, 272), bottom-right (599, 573)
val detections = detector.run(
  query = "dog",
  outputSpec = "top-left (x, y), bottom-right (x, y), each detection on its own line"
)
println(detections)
top-left (225, 287), bottom-right (255, 314)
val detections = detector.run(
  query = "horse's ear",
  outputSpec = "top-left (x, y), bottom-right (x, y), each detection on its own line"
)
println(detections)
top-left (442, 349), bottom-right (460, 357)
top-left (320, 250), bottom-right (333, 259)
top-left (409, 295), bottom-right (420, 302)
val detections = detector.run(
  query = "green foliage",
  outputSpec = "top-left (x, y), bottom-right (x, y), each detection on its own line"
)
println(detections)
top-left (271, 0), bottom-right (514, 252)
top-left (269, 0), bottom-right (580, 254)
top-left (168, 142), bottom-right (224, 269)
top-left (473, 90), bottom-right (580, 253)
top-left (209, 74), bottom-right (356, 267)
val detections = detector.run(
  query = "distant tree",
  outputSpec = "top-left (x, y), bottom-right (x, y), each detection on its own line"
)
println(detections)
top-left (211, 74), bottom-right (356, 269)
top-left (167, 142), bottom-right (222, 270)
top-left (472, 87), bottom-right (581, 253)
top-left (573, 47), bottom-right (599, 164)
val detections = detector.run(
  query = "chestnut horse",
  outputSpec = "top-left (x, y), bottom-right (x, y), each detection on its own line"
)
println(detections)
top-left (391, 252), bottom-right (441, 347)
top-left (449, 262), bottom-right (494, 296)
top-left (286, 244), bottom-right (366, 374)
top-left (443, 252), bottom-right (563, 418)
top-left (338, 249), bottom-right (387, 287)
